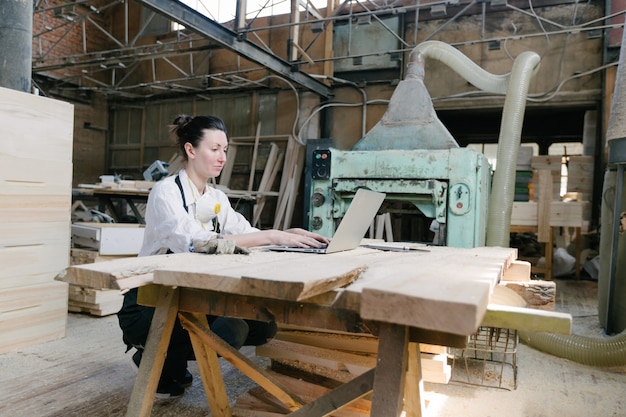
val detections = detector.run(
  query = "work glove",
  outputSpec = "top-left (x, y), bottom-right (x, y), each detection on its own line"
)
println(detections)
top-left (193, 236), bottom-right (250, 255)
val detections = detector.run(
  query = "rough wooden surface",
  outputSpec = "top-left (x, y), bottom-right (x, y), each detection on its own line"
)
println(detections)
top-left (0, 86), bottom-right (74, 353)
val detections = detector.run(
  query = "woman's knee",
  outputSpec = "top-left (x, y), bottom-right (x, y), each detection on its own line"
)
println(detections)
top-left (210, 317), bottom-right (249, 350)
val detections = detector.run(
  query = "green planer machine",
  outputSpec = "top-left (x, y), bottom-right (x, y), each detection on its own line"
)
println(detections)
top-left (307, 41), bottom-right (541, 249)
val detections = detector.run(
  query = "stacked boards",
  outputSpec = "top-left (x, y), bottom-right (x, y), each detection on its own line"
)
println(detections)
top-left (68, 223), bottom-right (144, 316)
top-left (0, 87), bottom-right (74, 353)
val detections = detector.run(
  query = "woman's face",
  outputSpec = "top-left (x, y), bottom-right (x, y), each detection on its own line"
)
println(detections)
top-left (185, 128), bottom-right (228, 179)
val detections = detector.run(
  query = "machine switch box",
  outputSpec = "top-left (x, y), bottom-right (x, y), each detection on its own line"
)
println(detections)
top-left (312, 149), bottom-right (331, 179)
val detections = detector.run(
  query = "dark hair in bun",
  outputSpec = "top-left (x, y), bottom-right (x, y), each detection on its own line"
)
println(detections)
top-left (170, 114), bottom-right (227, 159)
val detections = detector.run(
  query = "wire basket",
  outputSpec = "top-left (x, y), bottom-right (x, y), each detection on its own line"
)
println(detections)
top-left (450, 326), bottom-right (518, 390)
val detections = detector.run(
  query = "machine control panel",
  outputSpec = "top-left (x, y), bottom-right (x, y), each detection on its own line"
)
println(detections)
top-left (311, 149), bottom-right (331, 179)
top-left (449, 182), bottom-right (471, 215)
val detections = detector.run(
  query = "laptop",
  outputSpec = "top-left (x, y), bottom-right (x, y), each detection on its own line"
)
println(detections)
top-left (268, 188), bottom-right (386, 254)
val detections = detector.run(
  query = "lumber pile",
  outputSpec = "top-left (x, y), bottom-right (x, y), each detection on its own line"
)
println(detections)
top-left (0, 87), bottom-right (74, 353)
top-left (258, 330), bottom-right (450, 384)
top-left (232, 329), bottom-right (450, 416)
top-left (68, 248), bottom-right (131, 316)
top-left (529, 155), bottom-right (594, 203)
top-left (68, 223), bottom-right (143, 316)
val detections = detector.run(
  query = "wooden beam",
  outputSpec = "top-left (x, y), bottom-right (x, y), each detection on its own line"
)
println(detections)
top-left (370, 323), bottom-right (411, 417)
top-left (537, 169), bottom-right (553, 242)
top-left (287, 369), bottom-right (375, 417)
top-left (125, 286), bottom-right (179, 417)
top-left (186, 313), bottom-right (232, 417)
top-left (482, 304), bottom-right (572, 335)
top-left (179, 312), bottom-right (306, 411)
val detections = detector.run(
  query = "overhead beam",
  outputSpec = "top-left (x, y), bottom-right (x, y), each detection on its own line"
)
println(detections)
top-left (133, 0), bottom-right (331, 98)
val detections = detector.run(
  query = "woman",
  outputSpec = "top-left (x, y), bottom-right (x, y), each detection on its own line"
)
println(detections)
top-left (118, 114), bottom-right (329, 399)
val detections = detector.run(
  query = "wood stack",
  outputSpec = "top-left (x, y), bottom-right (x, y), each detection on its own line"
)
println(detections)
top-left (233, 334), bottom-right (450, 416)
top-left (67, 249), bottom-right (130, 316)
top-left (531, 156), bottom-right (563, 201)
top-left (566, 155), bottom-right (594, 201)
top-left (68, 223), bottom-right (143, 316)
top-left (256, 328), bottom-right (450, 382)
top-left (0, 87), bottom-right (74, 353)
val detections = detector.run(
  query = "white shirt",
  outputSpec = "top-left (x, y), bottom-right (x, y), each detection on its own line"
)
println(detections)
top-left (139, 169), bottom-right (258, 256)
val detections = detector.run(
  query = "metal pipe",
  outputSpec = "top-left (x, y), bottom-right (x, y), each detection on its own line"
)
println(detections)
top-left (0, 0), bottom-right (33, 92)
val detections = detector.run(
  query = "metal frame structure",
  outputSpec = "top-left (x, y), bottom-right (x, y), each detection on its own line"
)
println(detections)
top-left (31, 0), bottom-right (625, 100)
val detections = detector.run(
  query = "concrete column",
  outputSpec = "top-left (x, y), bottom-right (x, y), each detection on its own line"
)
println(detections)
top-left (0, 0), bottom-right (33, 92)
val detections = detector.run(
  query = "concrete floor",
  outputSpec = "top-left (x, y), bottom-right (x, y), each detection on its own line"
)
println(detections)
top-left (0, 278), bottom-right (625, 417)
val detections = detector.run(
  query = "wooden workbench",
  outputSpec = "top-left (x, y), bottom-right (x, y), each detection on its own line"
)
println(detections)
top-left (57, 245), bottom-right (571, 417)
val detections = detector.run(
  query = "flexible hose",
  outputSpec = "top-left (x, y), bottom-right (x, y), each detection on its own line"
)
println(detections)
top-left (411, 41), bottom-right (541, 247)
top-left (519, 330), bottom-right (626, 367)
top-left (485, 51), bottom-right (541, 247)
top-left (412, 41), bottom-right (626, 366)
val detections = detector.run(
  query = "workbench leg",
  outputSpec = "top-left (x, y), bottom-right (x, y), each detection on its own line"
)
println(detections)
top-left (179, 312), bottom-right (304, 411)
top-left (185, 313), bottom-right (232, 417)
top-left (125, 286), bottom-right (179, 417)
top-left (370, 323), bottom-right (411, 417)
top-left (404, 342), bottom-right (425, 417)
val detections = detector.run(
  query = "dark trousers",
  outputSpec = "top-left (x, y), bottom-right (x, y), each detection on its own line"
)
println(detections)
top-left (117, 288), bottom-right (277, 382)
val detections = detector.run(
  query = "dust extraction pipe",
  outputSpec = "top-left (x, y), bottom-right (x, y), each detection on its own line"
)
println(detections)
top-left (519, 26), bottom-right (626, 367)
top-left (410, 41), bottom-right (541, 247)
top-left (413, 40), bottom-right (626, 366)
top-left (519, 25), bottom-right (626, 367)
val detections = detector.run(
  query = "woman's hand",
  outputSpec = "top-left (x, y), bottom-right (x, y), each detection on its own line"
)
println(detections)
top-left (271, 228), bottom-right (330, 248)
top-left (223, 228), bottom-right (330, 249)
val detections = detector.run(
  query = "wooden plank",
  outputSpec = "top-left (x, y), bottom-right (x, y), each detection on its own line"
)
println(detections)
top-left (1, 242), bottom-right (70, 283)
top-left (502, 260), bottom-right (531, 282)
top-left (274, 330), bottom-right (378, 354)
top-left (247, 122), bottom-right (262, 192)
top-left (0, 281), bottom-right (68, 353)
top-left (482, 304), bottom-right (572, 334)
top-left (0, 271), bottom-right (59, 291)
top-left (69, 248), bottom-right (133, 266)
top-left (257, 370), bottom-right (373, 415)
top-left (282, 143), bottom-right (306, 229)
top-left (405, 342), bottom-right (426, 417)
top-left (511, 201), bottom-right (587, 227)
top-left (235, 370), bottom-right (373, 416)
top-left (287, 369), bottom-right (375, 417)
top-left (258, 338), bottom-right (448, 385)
top-left (154, 252), bottom-right (367, 301)
top-left (56, 252), bottom-right (194, 290)
top-left (0, 221), bottom-right (70, 247)
top-left (0, 154), bottom-right (72, 195)
top-left (68, 298), bottom-right (123, 316)
top-left (566, 156), bottom-right (594, 198)
top-left (256, 339), bottom-right (375, 376)
top-left (253, 143), bottom-right (282, 227)
top-left (0, 86), bottom-right (73, 162)
top-left (358, 247), bottom-right (516, 335)
top-left (537, 169), bottom-right (553, 242)
top-left (219, 144), bottom-right (237, 187)
top-left (500, 280), bottom-right (556, 310)
top-left (0, 194), bottom-right (71, 223)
